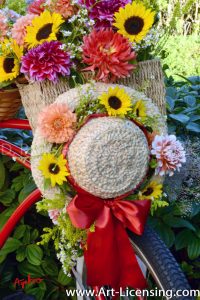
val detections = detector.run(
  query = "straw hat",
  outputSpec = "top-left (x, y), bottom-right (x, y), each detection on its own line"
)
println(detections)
top-left (31, 83), bottom-right (167, 199)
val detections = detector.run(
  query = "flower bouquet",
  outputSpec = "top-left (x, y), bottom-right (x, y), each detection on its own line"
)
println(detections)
top-left (1, 0), bottom-right (165, 128)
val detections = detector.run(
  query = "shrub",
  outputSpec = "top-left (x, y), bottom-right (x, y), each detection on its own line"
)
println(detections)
top-left (161, 35), bottom-right (200, 78)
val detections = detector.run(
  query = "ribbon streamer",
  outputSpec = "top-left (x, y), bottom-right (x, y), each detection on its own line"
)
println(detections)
top-left (67, 191), bottom-right (151, 291)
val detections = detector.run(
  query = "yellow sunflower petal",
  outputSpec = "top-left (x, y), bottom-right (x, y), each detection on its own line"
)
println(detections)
top-left (113, 2), bottom-right (156, 43)
top-left (38, 153), bottom-right (69, 188)
top-left (0, 39), bottom-right (22, 83)
top-left (139, 181), bottom-right (163, 200)
top-left (99, 86), bottom-right (132, 117)
top-left (25, 11), bottom-right (64, 49)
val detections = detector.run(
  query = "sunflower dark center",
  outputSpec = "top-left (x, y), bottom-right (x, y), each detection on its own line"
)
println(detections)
top-left (49, 163), bottom-right (60, 175)
top-left (143, 187), bottom-right (154, 196)
top-left (36, 23), bottom-right (53, 41)
top-left (3, 57), bottom-right (15, 73)
top-left (124, 16), bottom-right (144, 35)
top-left (136, 108), bottom-right (140, 117)
top-left (108, 96), bottom-right (122, 110)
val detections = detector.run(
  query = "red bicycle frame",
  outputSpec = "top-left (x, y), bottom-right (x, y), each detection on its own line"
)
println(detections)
top-left (0, 119), bottom-right (41, 248)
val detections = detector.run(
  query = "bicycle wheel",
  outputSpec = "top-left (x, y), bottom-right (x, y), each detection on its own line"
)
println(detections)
top-left (74, 225), bottom-right (195, 300)
top-left (128, 225), bottom-right (194, 300)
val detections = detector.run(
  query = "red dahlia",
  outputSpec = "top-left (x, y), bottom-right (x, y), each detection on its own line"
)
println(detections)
top-left (82, 29), bottom-right (136, 82)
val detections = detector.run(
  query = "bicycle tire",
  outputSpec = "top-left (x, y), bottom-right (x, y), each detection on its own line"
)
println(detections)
top-left (128, 225), bottom-right (195, 300)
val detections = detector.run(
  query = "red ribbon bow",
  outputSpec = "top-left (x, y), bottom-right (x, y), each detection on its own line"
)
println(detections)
top-left (67, 192), bottom-right (151, 290)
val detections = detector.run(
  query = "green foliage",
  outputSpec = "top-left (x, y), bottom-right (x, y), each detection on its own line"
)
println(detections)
top-left (149, 201), bottom-right (200, 282)
top-left (165, 75), bottom-right (200, 134)
top-left (0, 127), bottom-right (75, 299)
top-left (160, 35), bottom-right (200, 78)
top-left (5, 0), bottom-right (27, 15)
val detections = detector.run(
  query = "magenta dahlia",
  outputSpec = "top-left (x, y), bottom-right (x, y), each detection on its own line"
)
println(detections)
top-left (21, 41), bottom-right (72, 83)
top-left (82, 29), bottom-right (136, 82)
top-left (79, 0), bottom-right (130, 28)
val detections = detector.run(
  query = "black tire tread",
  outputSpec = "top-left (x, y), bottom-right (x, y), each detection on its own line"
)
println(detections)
top-left (128, 225), bottom-right (195, 300)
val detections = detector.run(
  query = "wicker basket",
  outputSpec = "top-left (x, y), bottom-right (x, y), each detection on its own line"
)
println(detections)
top-left (0, 88), bottom-right (21, 121)
top-left (17, 59), bottom-right (166, 131)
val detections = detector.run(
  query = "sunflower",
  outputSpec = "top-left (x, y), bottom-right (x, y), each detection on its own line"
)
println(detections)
top-left (113, 2), bottom-right (155, 43)
top-left (0, 39), bottom-right (23, 83)
top-left (132, 100), bottom-right (147, 118)
top-left (38, 153), bottom-right (69, 187)
top-left (25, 11), bottom-right (64, 49)
top-left (99, 87), bottom-right (132, 116)
top-left (139, 181), bottom-right (163, 200)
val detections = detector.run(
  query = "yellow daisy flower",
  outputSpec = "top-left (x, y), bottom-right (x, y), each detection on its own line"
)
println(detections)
top-left (99, 86), bottom-right (132, 117)
top-left (38, 153), bottom-right (69, 188)
top-left (25, 11), bottom-right (64, 49)
top-left (0, 39), bottom-right (23, 83)
top-left (113, 2), bottom-right (156, 43)
top-left (132, 100), bottom-right (147, 118)
top-left (139, 181), bottom-right (163, 200)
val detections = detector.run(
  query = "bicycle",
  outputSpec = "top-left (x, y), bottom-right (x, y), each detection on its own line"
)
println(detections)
top-left (0, 118), bottom-right (195, 300)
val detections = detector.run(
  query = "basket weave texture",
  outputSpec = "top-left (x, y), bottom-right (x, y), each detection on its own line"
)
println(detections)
top-left (68, 117), bottom-right (149, 198)
top-left (17, 59), bottom-right (166, 131)
top-left (0, 88), bottom-right (21, 121)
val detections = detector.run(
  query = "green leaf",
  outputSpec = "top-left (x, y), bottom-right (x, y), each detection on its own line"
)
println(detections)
top-left (42, 258), bottom-right (59, 277)
top-left (13, 225), bottom-right (27, 239)
top-left (26, 244), bottom-right (43, 266)
top-left (169, 113), bottom-right (190, 124)
top-left (163, 216), bottom-right (196, 231)
top-left (18, 261), bottom-right (45, 277)
top-left (11, 174), bottom-right (25, 192)
top-left (187, 238), bottom-right (200, 260)
top-left (155, 223), bottom-right (175, 248)
top-left (16, 246), bottom-right (26, 262)
top-left (23, 227), bottom-right (31, 244)
top-left (0, 190), bottom-right (15, 206)
top-left (0, 204), bottom-right (18, 230)
top-left (26, 287), bottom-right (45, 300)
top-left (0, 254), bottom-right (7, 263)
top-left (57, 269), bottom-right (73, 286)
top-left (166, 96), bottom-right (175, 111)
top-left (0, 238), bottom-right (22, 255)
top-left (184, 95), bottom-right (196, 107)
top-left (166, 87), bottom-right (177, 99)
top-left (18, 182), bottom-right (36, 203)
top-left (0, 158), bottom-right (5, 189)
top-left (175, 230), bottom-right (195, 251)
top-left (31, 229), bottom-right (39, 241)
top-left (190, 115), bottom-right (200, 122)
top-left (186, 122), bottom-right (200, 133)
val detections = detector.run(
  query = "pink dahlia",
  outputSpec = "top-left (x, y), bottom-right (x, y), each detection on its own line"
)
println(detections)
top-left (82, 29), bottom-right (136, 82)
top-left (47, 0), bottom-right (74, 19)
top-left (11, 14), bottom-right (35, 46)
top-left (0, 13), bottom-right (8, 41)
top-left (151, 135), bottom-right (186, 176)
top-left (79, 0), bottom-right (130, 28)
top-left (27, 0), bottom-right (46, 15)
top-left (21, 41), bottom-right (72, 83)
top-left (38, 102), bottom-right (77, 144)
top-left (48, 209), bottom-right (61, 225)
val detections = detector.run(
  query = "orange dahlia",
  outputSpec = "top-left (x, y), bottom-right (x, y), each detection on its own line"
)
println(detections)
top-left (47, 0), bottom-right (75, 19)
top-left (38, 102), bottom-right (77, 144)
top-left (82, 29), bottom-right (136, 82)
